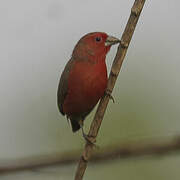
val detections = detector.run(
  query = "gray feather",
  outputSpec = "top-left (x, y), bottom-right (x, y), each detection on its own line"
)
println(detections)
top-left (57, 58), bottom-right (74, 115)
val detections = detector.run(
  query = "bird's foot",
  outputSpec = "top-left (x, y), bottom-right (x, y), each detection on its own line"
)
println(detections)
top-left (83, 133), bottom-right (97, 146)
top-left (81, 127), bottom-right (98, 148)
top-left (105, 89), bottom-right (115, 103)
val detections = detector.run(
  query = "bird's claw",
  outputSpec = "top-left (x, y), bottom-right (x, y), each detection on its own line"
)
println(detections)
top-left (81, 127), bottom-right (98, 148)
top-left (83, 133), bottom-right (97, 146)
top-left (105, 90), bottom-right (115, 103)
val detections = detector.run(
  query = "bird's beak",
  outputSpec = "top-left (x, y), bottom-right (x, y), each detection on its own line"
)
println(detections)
top-left (105, 35), bottom-right (120, 46)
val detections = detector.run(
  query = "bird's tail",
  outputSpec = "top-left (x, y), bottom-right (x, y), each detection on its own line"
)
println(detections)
top-left (70, 119), bottom-right (81, 132)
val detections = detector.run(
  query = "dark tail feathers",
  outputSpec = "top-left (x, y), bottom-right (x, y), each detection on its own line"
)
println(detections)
top-left (70, 119), bottom-right (80, 132)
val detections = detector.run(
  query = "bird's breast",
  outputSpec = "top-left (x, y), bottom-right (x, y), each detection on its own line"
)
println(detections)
top-left (63, 60), bottom-right (107, 115)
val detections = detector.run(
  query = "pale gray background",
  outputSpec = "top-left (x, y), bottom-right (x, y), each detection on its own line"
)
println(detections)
top-left (0, 0), bottom-right (180, 179)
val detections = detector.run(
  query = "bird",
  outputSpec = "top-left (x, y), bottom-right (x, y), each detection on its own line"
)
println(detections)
top-left (57, 32), bottom-right (120, 141)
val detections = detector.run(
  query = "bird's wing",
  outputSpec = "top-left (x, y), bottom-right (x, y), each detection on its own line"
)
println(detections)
top-left (57, 58), bottom-right (74, 115)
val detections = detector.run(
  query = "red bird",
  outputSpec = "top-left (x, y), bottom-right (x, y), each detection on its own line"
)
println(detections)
top-left (57, 32), bottom-right (120, 137)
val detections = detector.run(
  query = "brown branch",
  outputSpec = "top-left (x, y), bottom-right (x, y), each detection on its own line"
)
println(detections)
top-left (74, 0), bottom-right (146, 179)
top-left (1, 136), bottom-right (180, 174)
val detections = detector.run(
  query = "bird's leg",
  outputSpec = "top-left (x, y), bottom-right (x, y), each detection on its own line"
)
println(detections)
top-left (105, 89), bottom-right (115, 103)
top-left (66, 115), bottom-right (70, 125)
top-left (79, 120), bottom-right (96, 146)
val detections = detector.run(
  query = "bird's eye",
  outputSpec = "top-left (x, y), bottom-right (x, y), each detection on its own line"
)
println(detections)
top-left (95, 37), bottom-right (101, 42)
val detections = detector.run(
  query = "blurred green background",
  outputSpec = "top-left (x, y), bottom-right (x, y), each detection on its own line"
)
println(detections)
top-left (1, 0), bottom-right (180, 179)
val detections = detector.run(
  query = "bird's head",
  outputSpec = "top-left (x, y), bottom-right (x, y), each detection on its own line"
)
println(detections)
top-left (72, 32), bottom-right (120, 61)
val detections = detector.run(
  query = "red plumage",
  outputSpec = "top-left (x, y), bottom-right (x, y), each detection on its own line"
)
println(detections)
top-left (57, 32), bottom-right (119, 132)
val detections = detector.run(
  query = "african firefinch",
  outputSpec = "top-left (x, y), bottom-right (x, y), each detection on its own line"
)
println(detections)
top-left (57, 32), bottom-right (120, 140)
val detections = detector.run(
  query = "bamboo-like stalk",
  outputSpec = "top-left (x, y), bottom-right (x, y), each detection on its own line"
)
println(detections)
top-left (74, 0), bottom-right (146, 179)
